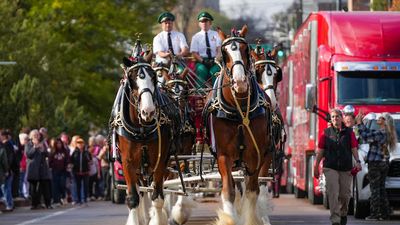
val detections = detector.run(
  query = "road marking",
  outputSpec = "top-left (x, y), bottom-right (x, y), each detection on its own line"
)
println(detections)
top-left (15, 208), bottom-right (76, 225)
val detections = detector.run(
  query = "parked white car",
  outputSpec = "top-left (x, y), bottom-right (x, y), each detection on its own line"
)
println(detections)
top-left (353, 113), bottom-right (400, 219)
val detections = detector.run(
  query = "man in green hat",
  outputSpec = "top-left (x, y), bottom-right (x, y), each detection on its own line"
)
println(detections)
top-left (190, 11), bottom-right (221, 88)
top-left (153, 11), bottom-right (189, 64)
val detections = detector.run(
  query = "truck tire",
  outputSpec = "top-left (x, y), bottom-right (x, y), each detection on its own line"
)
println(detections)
top-left (294, 185), bottom-right (306, 198)
top-left (353, 179), bottom-right (369, 219)
top-left (307, 157), bottom-right (322, 204)
top-left (285, 159), bottom-right (294, 194)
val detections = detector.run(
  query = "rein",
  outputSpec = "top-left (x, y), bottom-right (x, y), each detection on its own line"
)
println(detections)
top-left (229, 78), bottom-right (262, 170)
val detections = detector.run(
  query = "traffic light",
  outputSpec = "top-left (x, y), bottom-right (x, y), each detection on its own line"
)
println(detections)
top-left (277, 50), bottom-right (284, 58)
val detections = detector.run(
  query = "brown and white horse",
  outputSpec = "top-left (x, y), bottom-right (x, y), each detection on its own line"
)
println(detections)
top-left (251, 46), bottom-right (286, 198)
top-left (205, 25), bottom-right (273, 225)
top-left (154, 61), bottom-right (198, 225)
top-left (110, 48), bottom-right (179, 225)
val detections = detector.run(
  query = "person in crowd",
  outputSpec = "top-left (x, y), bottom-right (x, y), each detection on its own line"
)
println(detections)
top-left (60, 132), bottom-right (70, 150)
top-left (190, 11), bottom-right (221, 88)
top-left (26, 129), bottom-right (53, 210)
top-left (314, 109), bottom-right (361, 225)
top-left (355, 112), bottom-right (398, 221)
top-left (153, 11), bottom-right (189, 65)
top-left (18, 133), bottom-right (29, 199)
top-left (70, 138), bottom-right (91, 206)
top-left (88, 136), bottom-right (101, 201)
top-left (97, 141), bottom-right (110, 201)
top-left (67, 135), bottom-right (80, 205)
top-left (0, 131), bottom-right (10, 212)
top-left (39, 127), bottom-right (51, 153)
top-left (0, 130), bottom-right (16, 212)
top-left (49, 138), bottom-right (70, 206)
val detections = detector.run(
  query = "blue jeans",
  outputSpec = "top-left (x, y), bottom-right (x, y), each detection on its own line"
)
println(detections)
top-left (1, 174), bottom-right (14, 209)
top-left (52, 171), bottom-right (67, 204)
top-left (19, 171), bottom-right (29, 198)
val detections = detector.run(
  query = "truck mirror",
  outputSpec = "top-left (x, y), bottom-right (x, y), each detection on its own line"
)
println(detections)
top-left (305, 83), bottom-right (316, 111)
top-left (286, 106), bottom-right (293, 126)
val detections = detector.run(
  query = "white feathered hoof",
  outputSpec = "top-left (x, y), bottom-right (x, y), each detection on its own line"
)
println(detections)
top-left (126, 208), bottom-right (140, 225)
top-left (214, 209), bottom-right (237, 225)
top-left (170, 196), bottom-right (197, 225)
top-left (149, 198), bottom-right (168, 225)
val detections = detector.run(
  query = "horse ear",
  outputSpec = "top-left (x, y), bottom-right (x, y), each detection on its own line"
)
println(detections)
top-left (217, 27), bottom-right (226, 41)
top-left (123, 57), bottom-right (133, 67)
top-left (239, 24), bottom-right (248, 37)
top-left (270, 45), bottom-right (279, 58)
top-left (179, 67), bottom-right (189, 79)
top-left (250, 49), bottom-right (259, 60)
top-left (143, 49), bottom-right (153, 63)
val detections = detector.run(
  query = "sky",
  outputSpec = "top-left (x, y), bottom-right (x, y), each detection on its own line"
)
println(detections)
top-left (220, 0), bottom-right (295, 21)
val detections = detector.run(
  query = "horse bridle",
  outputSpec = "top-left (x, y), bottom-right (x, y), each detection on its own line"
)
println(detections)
top-left (126, 62), bottom-right (157, 109)
top-left (254, 59), bottom-right (277, 91)
top-left (221, 37), bottom-right (251, 78)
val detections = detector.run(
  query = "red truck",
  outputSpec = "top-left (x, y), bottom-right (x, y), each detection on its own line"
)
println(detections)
top-left (279, 11), bottom-right (400, 208)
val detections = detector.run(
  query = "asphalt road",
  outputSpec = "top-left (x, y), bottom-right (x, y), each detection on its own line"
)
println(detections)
top-left (1, 194), bottom-right (399, 225)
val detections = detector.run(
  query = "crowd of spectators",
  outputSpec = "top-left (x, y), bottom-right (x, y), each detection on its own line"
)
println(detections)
top-left (0, 128), bottom-right (111, 212)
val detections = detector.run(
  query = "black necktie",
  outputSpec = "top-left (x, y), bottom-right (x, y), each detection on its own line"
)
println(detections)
top-left (205, 32), bottom-right (212, 59)
top-left (167, 32), bottom-right (174, 55)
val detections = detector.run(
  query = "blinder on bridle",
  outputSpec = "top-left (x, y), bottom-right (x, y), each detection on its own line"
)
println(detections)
top-left (125, 61), bottom-right (157, 103)
top-left (221, 36), bottom-right (251, 77)
top-left (254, 57), bottom-right (282, 87)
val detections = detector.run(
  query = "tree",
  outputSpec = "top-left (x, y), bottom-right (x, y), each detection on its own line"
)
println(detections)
top-left (371, 0), bottom-right (389, 10)
top-left (0, 0), bottom-right (176, 137)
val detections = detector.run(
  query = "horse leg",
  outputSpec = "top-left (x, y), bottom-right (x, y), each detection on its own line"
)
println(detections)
top-left (241, 175), bottom-right (263, 225)
top-left (170, 194), bottom-right (197, 225)
top-left (256, 157), bottom-right (274, 225)
top-left (149, 163), bottom-right (168, 225)
top-left (120, 141), bottom-right (141, 225)
top-left (216, 155), bottom-right (239, 225)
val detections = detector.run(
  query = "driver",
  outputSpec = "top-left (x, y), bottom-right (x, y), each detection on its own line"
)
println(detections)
top-left (190, 11), bottom-right (221, 88)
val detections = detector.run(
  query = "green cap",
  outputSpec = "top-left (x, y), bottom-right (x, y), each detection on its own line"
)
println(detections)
top-left (197, 11), bottom-right (213, 21)
top-left (157, 12), bottom-right (175, 23)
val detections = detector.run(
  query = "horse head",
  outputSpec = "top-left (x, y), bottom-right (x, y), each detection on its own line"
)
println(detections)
top-left (122, 49), bottom-right (157, 123)
top-left (250, 45), bottom-right (282, 110)
top-left (217, 25), bottom-right (251, 94)
top-left (155, 57), bottom-right (189, 100)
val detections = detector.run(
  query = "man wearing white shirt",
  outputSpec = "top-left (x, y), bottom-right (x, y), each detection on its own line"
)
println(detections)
top-left (190, 11), bottom-right (221, 88)
top-left (153, 12), bottom-right (189, 65)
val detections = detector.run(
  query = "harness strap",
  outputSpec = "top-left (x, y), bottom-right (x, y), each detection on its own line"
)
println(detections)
top-left (230, 84), bottom-right (262, 170)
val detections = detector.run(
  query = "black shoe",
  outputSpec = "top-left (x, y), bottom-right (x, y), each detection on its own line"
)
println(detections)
top-left (340, 216), bottom-right (347, 225)
top-left (378, 215), bottom-right (389, 221)
top-left (30, 205), bottom-right (40, 210)
top-left (332, 223), bottom-right (340, 225)
top-left (365, 215), bottom-right (379, 221)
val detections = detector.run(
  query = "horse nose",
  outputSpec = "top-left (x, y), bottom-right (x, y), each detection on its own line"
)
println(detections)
top-left (141, 108), bottom-right (156, 121)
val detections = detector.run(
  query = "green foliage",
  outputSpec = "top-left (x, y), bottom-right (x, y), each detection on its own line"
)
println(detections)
top-left (372, 0), bottom-right (388, 10)
top-left (0, 0), bottom-right (176, 137)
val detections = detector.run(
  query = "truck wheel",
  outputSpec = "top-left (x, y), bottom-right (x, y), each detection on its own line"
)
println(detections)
top-left (284, 159), bottom-right (294, 194)
top-left (353, 179), bottom-right (369, 219)
top-left (307, 157), bottom-right (322, 204)
top-left (294, 185), bottom-right (306, 198)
